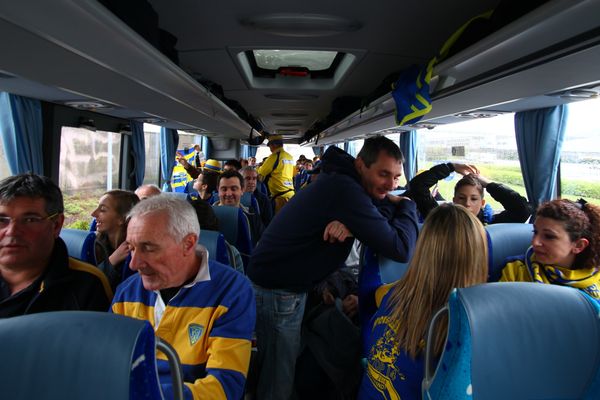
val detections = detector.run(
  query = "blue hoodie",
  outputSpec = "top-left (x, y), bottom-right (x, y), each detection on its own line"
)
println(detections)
top-left (247, 147), bottom-right (418, 292)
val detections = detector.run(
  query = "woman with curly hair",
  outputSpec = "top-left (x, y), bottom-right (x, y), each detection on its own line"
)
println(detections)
top-left (500, 199), bottom-right (600, 300)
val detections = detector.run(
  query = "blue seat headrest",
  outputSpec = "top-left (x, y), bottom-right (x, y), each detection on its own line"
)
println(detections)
top-left (485, 223), bottom-right (533, 281)
top-left (0, 311), bottom-right (162, 400)
top-left (424, 282), bottom-right (600, 399)
top-left (59, 228), bottom-right (96, 264)
top-left (198, 229), bottom-right (230, 265)
top-left (212, 205), bottom-right (253, 270)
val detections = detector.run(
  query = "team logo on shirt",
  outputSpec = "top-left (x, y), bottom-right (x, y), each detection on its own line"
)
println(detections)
top-left (188, 324), bottom-right (204, 345)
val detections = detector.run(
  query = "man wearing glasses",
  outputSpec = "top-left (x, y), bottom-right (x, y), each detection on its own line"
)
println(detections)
top-left (0, 174), bottom-right (112, 318)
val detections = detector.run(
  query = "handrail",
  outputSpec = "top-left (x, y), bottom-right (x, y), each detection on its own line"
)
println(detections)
top-left (156, 338), bottom-right (185, 400)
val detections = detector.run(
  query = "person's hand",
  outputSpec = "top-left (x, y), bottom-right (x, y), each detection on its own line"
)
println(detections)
top-left (386, 194), bottom-right (412, 204)
top-left (323, 220), bottom-right (353, 243)
top-left (108, 241), bottom-right (130, 267)
top-left (472, 174), bottom-right (491, 187)
top-left (176, 152), bottom-right (190, 167)
top-left (452, 163), bottom-right (479, 176)
top-left (342, 295), bottom-right (358, 318)
top-left (322, 288), bottom-right (335, 305)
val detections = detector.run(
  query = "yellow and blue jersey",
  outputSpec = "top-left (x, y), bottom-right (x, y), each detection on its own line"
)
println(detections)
top-left (500, 247), bottom-right (600, 300)
top-left (111, 248), bottom-right (255, 400)
top-left (359, 286), bottom-right (425, 400)
top-left (257, 147), bottom-right (295, 199)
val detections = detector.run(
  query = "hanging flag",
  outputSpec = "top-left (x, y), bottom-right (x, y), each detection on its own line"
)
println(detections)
top-left (392, 9), bottom-right (494, 126)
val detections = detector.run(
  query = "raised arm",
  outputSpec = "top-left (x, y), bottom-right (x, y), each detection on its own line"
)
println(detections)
top-left (177, 152), bottom-right (201, 179)
top-left (474, 175), bottom-right (532, 223)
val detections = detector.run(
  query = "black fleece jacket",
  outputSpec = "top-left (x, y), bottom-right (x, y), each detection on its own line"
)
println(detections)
top-left (0, 238), bottom-right (112, 318)
top-left (405, 162), bottom-right (532, 224)
top-left (247, 147), bottom-right (419, 292)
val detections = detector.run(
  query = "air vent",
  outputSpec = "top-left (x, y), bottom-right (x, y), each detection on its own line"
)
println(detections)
top-left (271, 112), bottom-right (309, 118)
top-left (265, 94), bottom-right (318, 100)
top-left (454, 111), bottom-right (500, 119)
top-left (64, 100), bottom-right (113, 110)
top-left (276, 122), bottom-right (302, 127)
top-left (240, 14), bottom-right (361, 37)
top-left (558, 89), bottom-right (599, 99)
top-left (136, 117), bottom-right (166, 124)
top-left (408, 123), bottom-right (438, 130)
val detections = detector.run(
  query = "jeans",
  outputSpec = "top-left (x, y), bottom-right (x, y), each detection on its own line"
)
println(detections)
top-left (253, 284), bottom-right (307, 400)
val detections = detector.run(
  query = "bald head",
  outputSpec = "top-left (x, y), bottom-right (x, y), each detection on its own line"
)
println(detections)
top-left (135, 184), bottom-right (161, 200)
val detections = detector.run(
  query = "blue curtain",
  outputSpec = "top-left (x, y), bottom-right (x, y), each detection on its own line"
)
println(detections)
top-left (201, 135), bottom-right (211, 159)
top-left (248, 146), bottom-right (257, 157)
top-left (0, 92), bottom-right (44, 174)
top-left (312, 146), bottom-right (324, 156)
top-left (159, 127), bottom-right (179, 192)
top-left (129, 121), bottom-right (145, 188)
top-left (399, 130), bottom-right (418, 182)
top-left (241, 145), bottom-right (250, 159)
top-left (344, 141), bottom-right (357, 157)
top-left (241, 144), bottom-right (257, 159)
top-left (515, 105), bottom-right (568, 209)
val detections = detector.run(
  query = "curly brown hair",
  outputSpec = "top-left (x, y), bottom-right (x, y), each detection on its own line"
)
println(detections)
top-left (536, 199), bottom-right (600, 269)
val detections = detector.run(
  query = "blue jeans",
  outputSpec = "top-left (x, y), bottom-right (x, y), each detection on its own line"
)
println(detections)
top-left (253, 284), bottom-right (307, 400)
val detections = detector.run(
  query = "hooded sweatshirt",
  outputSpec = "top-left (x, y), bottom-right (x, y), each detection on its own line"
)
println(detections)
top-left (247, 147), bottom-right (418, 292)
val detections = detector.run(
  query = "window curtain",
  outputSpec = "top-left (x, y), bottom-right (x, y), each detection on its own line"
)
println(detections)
top-left (344, 141), bottom-right (357, 157)
top-left (241, 145), bottom-right (250, 159)
top-left (399, 130), bottom-right (418, 182)
top-left (159, 127), bottom-right (179, 192)
top-left (201, 135), bottom-right (211, 159)
top-left (129, 121), bottom-right (145, 188)
top-left (515, 105), bottom-right (568, 209)
top-left (248, 146), bottom-right (258, 158)
top-left (312, 146), bottom-right (324, 157)
top-left (241, 145), bottom-right (258, 159)
top-left (0, 92), bottom-right (44, 174)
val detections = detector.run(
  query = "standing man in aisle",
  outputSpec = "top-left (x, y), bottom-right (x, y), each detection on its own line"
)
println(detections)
top-left (257, 135), bottom-right (295, 213)
top-left (248, 136), bottom-right (419, 399)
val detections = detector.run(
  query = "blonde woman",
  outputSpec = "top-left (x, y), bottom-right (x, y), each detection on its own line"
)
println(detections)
top-left (358, 203), bottom-right (488, 399)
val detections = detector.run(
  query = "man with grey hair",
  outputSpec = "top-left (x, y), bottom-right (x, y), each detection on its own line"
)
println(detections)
top-left (134, 184), bottom-right (161, 200)
top-left (0, 173), bottom-right (112, 318)
top-left (111, 194), bottom-right (255, 400)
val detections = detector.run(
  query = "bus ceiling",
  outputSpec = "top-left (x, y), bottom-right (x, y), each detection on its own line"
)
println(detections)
top-left (0, 0), bottom-right (599, 145)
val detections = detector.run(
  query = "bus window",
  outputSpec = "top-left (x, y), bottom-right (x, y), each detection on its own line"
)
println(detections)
top-left (59, 127), bottom-right (122, 229)
top-left (560, 98), bottom-right (600, 206)
top-left (142, 123), bottom-right (161, 186)
top-left (417, 114), bottom-right (525, 212)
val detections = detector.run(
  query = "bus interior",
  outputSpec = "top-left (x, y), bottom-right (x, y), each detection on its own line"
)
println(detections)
top-left (1, 1), bottom-right (600, 398)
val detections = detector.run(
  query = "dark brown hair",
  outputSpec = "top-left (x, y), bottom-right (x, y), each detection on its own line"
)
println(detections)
top-left (536, 199), bottom-right (600, 269)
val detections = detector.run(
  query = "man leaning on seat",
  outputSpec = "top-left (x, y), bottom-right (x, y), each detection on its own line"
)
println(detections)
top-left (111, 194), bottom-right (255, 400)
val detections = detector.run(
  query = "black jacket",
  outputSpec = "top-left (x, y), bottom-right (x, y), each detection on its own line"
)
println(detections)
top-left (0, 238), bottom-right (113, 318)
top-left (248, 147), bottom-right (419, 292)
top-left (405, 163), bottom-right (532, 224)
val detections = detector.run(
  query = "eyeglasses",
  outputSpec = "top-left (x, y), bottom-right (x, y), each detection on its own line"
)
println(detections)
top-left (0, 212), bottom-right (59, 229)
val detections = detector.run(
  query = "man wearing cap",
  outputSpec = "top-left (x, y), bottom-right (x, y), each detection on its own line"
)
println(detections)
top-left (177, 155), bottom-right (222, 179)
top-left (257, 135), bottom-right (295, 213)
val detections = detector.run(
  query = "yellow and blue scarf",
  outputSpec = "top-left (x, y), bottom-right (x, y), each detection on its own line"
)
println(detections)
top-left (525, 247), bottom-right (600, 299)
